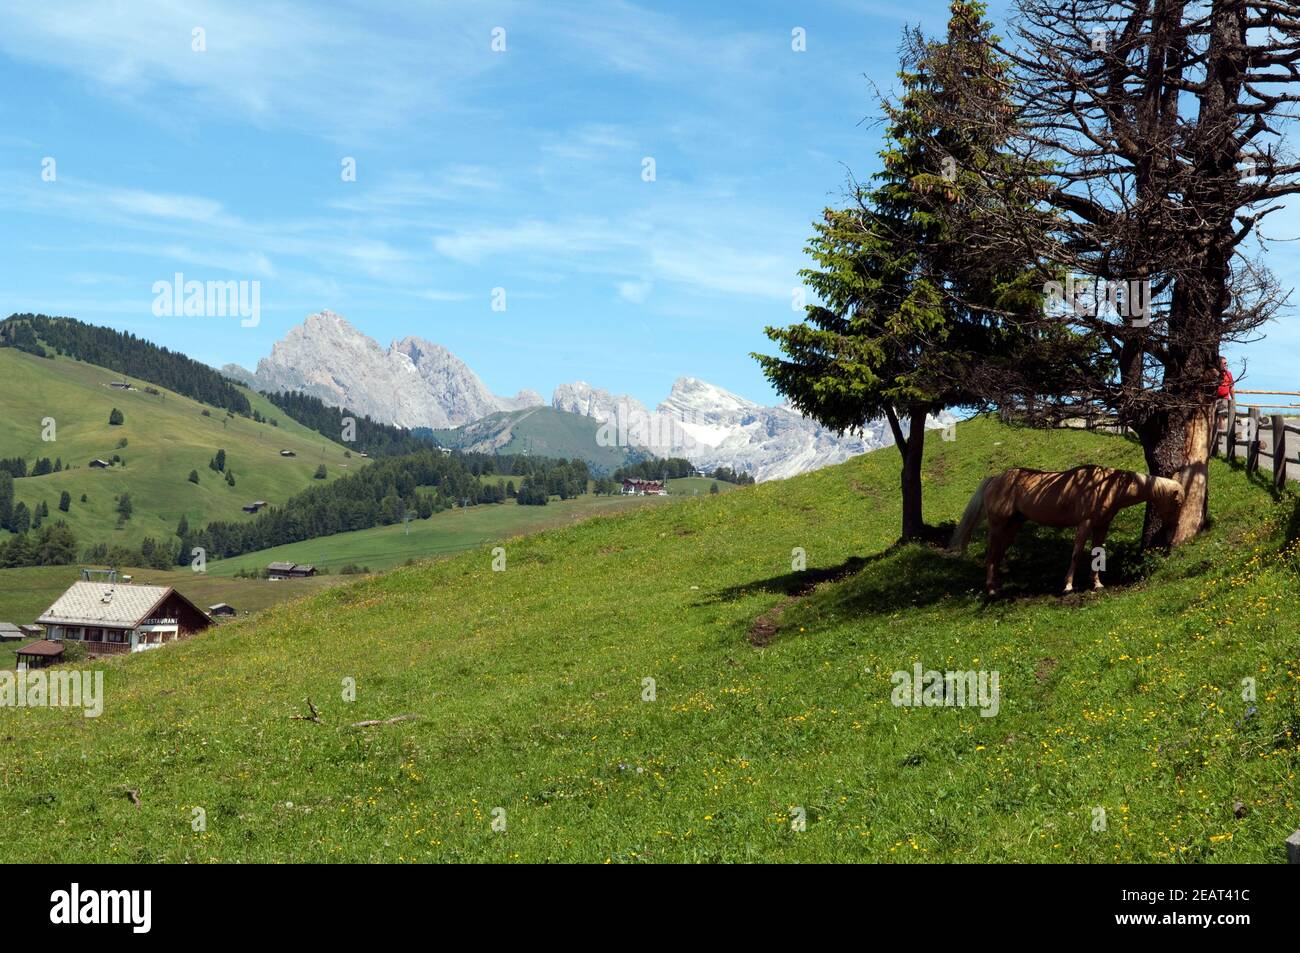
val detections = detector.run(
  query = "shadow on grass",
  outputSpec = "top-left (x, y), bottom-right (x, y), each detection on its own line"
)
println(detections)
top-left (705, 553), bottom-right (877, 604)
top-left (719, 523), bottom-right (1167, 640)
top-left (1282, 484), bottom-right (1300, 550)
top-left (1220, 454), bottom-right (1286, 504)
top-left (978, 527), bottom-right (1151, 599)
top-left (705, 523), bottom-right (967, 608)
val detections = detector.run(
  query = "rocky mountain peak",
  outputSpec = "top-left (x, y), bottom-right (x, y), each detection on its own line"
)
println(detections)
top-left (234, 311), bottom-right (529, 430)
top-left (225, 311), bottom-right (939, 482)
top-left (660, 376), bottom-right (760, 423)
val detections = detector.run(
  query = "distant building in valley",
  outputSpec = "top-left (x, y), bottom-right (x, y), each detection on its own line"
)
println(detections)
top-left (621, 478), bottom-right (668, 496)
top-left (267, 562), bottom-right (316, 580)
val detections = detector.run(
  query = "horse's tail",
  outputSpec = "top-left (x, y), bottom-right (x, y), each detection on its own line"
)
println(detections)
top-left (949, 476), bottom-right (994, 555)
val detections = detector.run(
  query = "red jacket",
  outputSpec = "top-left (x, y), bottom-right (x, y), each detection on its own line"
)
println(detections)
top-left (1217, 368), bottom-right (1234, 399)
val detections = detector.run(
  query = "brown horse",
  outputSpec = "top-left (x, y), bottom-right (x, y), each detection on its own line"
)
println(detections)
top-left (948, 465), bottom-right (1184, 595)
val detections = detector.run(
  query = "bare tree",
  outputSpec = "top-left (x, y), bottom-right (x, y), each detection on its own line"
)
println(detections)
top-left (946, 0), bottom-right (1300, 545)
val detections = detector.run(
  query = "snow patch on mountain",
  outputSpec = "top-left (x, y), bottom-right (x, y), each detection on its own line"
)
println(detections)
top-left (222, 309), bottom-right (954, 482)
top-left (552, 376), bottom-right (953, 482)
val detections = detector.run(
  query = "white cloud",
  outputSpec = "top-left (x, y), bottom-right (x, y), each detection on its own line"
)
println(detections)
top-left (417, 289), bottom-right (474, 302)
top-left (430, 208), bottom-right (802, 301)
top-left (544, 1), bottom-right (767, 81)
top-left (649, 240), bottom-right (797, 300)
top-left (101, 188), bottom-right (225, 223)
top-left (0, 0), bottom-right (507, 137)
top-left (432, 218), bottom-right (623, 264)
top-left (326, 168), bottom-right (503, 216)
top-left (540, 125), bottom-right (639, 162)
top-left (618, 280), bottom-right (653, 303)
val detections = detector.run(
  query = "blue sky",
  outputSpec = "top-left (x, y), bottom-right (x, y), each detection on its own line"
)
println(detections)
top-left (1, 0), bottom-right (1296, 408)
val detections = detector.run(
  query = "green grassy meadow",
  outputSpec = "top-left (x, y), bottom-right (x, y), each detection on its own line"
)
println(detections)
top-left (0, 347), bottom-right (352, 549)
top-left (203, 492), bottom-right (663, 576)
top-left (666, 476), bottom-right (738, 496)
top-left (0, 417), bottom-right (1296, 862)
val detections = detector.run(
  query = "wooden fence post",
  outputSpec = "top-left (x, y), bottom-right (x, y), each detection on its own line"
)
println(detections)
top-left (1226, 399), bottom-right (1238, 462)
top-left (1212, 400), bottom-right (1226, 457)
top-left (1247, 407), bottom-right (1261, 475)
top-left (1273, 414), bottom-right (1287, 489)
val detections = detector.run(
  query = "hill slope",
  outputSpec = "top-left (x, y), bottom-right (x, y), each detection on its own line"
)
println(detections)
top-left (0, 347), bottom-right (352, 551)
top-left (202, 492), bottom-right (663, 576)
top-left (1, 417), bottom-right (1296, 862)
top-left (431, 406), bottom-right (647, 473)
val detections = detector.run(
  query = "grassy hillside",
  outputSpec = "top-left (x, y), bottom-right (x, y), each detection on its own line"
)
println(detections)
top-left (203, 493), bottom-right (663, 576)
top-left (1, 417), bottom-right (1297, 862)
top-left (667, 476), bottom-right (739, 496)
top-left (0, 348), bottom-right (353, 550)
top-left (431, 406), bottom-right (645, 473)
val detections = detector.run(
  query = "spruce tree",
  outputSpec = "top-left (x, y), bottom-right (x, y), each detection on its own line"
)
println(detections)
top-left (11, 501), bottom-right (30, 534)
top-left (756, 0), bottom-right (1041, 542)
top-left (0, 471), bottom-right (12, 528)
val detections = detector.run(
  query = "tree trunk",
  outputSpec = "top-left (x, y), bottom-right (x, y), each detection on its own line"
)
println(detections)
top-left (1140, 403), bottom-right (1212, 548)
top-left (1138, 193), bottom-right (1229, 549)
top-left (887, 406), bottom-right (928, 543)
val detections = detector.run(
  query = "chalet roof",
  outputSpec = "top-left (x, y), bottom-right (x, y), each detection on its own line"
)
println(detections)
top-left (36, 582), bottom-right (172, 628)
top-left (16, 640), bottom-right (65, 657)
top-left (267, 562), bottom-right (314, 573)
top-left (0, 622), bottom-right (22, 636)
top-left (208, 603), bottom-right (234, 612)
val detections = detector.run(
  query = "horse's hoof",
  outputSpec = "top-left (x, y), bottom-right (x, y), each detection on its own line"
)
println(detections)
top-left (1062, 587), bottom-right (1074, 596)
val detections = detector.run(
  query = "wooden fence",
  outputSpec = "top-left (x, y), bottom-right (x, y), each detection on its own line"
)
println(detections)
top-left (1214, 390), bottom-right (1300, 489)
